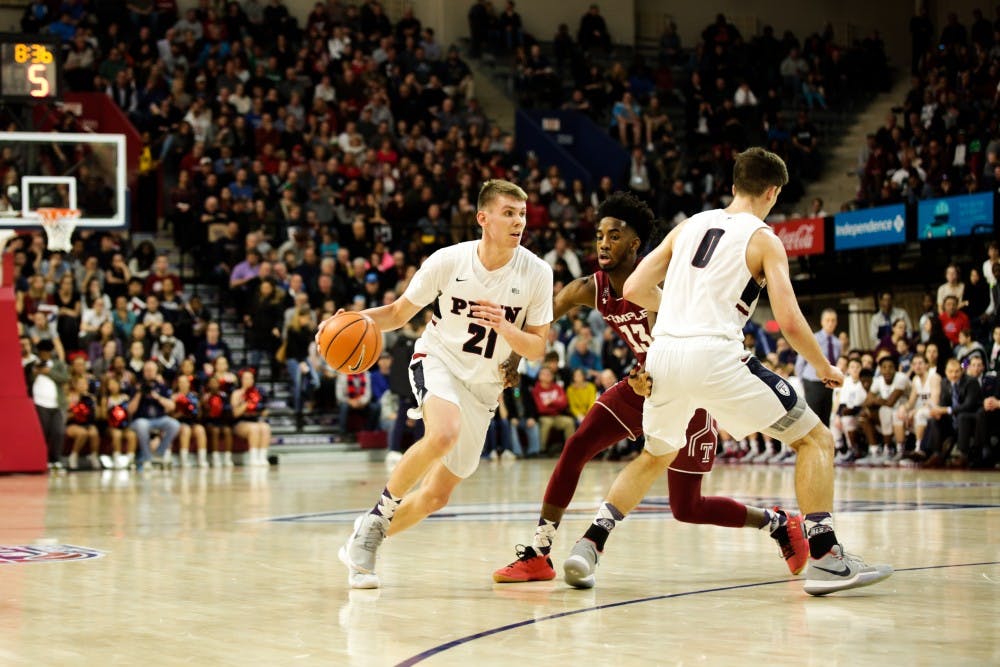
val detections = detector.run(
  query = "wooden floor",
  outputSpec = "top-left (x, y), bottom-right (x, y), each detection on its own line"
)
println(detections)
top-left (1, 458), bottom-right (999, 666)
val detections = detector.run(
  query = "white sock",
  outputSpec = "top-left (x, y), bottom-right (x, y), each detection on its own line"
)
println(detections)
top-left (532, 518), bottom-right (559, 555)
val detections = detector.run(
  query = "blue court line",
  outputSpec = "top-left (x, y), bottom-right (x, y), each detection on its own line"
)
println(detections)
top-left (395, 560), bottom-right (1000, 667)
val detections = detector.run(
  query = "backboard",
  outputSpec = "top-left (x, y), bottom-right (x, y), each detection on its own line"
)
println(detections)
top-left (0, 131), bottom-right (127, 229)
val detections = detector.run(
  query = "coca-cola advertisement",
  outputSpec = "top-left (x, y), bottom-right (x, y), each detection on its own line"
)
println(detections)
top-left (772, 217), bottom-right (825, 257)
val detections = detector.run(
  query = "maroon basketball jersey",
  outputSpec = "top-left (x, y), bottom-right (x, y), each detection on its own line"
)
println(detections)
top-left (594, 270), bottom-right (652, 365)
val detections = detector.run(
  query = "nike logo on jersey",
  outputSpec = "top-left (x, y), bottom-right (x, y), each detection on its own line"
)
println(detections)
top-left (456, 277), bottom-right (469, 282)
top-left (813, 564), bottom-right (853, 577)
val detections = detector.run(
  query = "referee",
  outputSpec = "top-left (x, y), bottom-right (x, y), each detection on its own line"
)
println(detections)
top-left (794, 308), bottom-right (841, 426)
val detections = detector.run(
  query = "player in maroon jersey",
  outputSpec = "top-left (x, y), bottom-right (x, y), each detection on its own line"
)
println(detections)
top-left (493, 192), bottom-right (807, 585)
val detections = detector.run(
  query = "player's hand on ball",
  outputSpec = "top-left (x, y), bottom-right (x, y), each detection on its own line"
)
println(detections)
top-left (470, 300), bottom-right (508, 332)
top-left (627, 365), bottom-right (652, 397)
top-left (821, 365), bottom-right (844, 389)
top-left (314, 308), bottom-right (346, 345)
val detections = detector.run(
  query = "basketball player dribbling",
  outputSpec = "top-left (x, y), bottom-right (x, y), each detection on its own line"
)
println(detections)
top-left (493, 192), bottom-right (808, 586)
top-left (319, 180), bottom-right (554, 589)
top-left (616, 147), bottom-right (892, 595)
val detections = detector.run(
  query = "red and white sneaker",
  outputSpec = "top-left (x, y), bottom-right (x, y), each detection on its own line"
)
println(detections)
top-left (492, 545), bottom-right (556, 583)
top-left (770, 507), bottom-right (809, 575)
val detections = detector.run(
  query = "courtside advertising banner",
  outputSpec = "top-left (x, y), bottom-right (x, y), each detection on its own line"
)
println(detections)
top-left (917, 191), bottom-right (994, 239)
top-left (834, 204), bottom-right (906, 250)
top-left (772, 217), bottom-right (825, 257)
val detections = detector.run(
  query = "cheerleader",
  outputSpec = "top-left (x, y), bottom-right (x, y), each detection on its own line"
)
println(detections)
top-left (99, 376), bottom-right (137, 470)
top-left (202, 376), bottom-right (233, 467)
top-left (231, 368), bottom-right (271, 466)
top-left (212, 356), bottom-right (238, 393)
top-left (172, 374), bottom-right (208, 467)
top-left (66, 376), bottom-right (101, 470)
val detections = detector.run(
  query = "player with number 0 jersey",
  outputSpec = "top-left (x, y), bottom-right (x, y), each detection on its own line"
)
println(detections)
top-left (621, 148), bottom-right (892, 596)
top-left (493, 192), bottom-right (808, 587)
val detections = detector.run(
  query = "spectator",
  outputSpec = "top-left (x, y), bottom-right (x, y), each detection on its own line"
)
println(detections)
top-left (936, 264), bottom-right (965, 312)
top-left (795, 308), bottom-right (840, 426)
top-left (195, 322), bottom-right (232, 372)
top-left (202, 375), bottom-right (233, 468)
top-left (282, 306), bottom-right (319, 426)
top-left (531, 367), bottom-right (575, 453)
top-left (336, 370), bottom-right (375, 438)
top-left (128, 360), bottom-right (180, 469)
top-left (231, 369), bottom-right (271, 466)
top-left (32, 340), bottom-right (70, 471)
top-left (566, 368), bottom-right (597, 424)
top-left (144, 254), bottom-right (182, 296)
top-left (100, 375), bottom-right (137, 470)
top-left (954, 329), bottom-right (986, 365)
top-left (858, 356), bottom-right (910, 464)
top-left (244, 279), bottom-right (285, 372)
top-left (868, 290), bottom-right (913, 349)
top-left (940, 295), bottom-right (971, 346)
top-left (831, 358), bottom-right (866, 462)
top-left (577, 4), bottom-right (611, 53)
top-left (610, 92), bottom-right (642, 148)
top-left (927, 358), bottom-right (982, 468)
top-left (988, 325), bottom-right (1000, 374)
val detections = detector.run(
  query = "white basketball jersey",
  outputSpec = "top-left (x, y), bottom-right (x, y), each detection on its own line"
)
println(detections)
top-left (402, 242), bottom-right (554, 384)
top-left (912, 373), bottom-right (932, 410)
top-left (652, 210), bottom-right (770, 342)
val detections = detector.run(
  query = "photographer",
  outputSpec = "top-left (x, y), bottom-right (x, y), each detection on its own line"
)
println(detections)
top-left (128, 360), bottom-right (181, 468)
top-left (33, 340), bottom-right (70, 471)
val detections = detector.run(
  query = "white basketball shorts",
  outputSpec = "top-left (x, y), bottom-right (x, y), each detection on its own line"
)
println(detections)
top-left (642, 336), bottom-right (820, 454)
top-left (408, 352), bottom-right (500, 478)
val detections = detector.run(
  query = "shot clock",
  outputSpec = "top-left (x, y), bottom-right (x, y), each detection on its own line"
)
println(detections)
top-left (0, 34), bottom-right (62, 102)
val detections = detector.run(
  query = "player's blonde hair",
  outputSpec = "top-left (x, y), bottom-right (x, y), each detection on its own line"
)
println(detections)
top-left (477, 179), bottom-right (527, 211)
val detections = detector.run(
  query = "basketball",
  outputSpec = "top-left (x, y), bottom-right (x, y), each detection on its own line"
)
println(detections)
top-left (318, 312), bottom-right (382, 374)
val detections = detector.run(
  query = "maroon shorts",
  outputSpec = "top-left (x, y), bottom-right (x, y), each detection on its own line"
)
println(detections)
top-left (596, 379), bottom-right (716, 474)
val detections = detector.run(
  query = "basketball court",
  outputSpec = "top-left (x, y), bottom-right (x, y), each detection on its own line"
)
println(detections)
top-left (0, 459), bottom-right (997, 665)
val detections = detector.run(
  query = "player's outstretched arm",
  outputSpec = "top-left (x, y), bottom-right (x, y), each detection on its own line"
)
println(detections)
top-left (623, 225), bottom-right (678, 311)
top-left (756, 231), bottom-right (843, 388)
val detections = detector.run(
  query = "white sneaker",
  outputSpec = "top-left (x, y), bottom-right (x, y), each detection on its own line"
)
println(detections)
top-left (488, 450), bottom-right (499, 461)
top-left (99, 454), bottom-right (114, 470)
top-left (500, 449), bottom-right (517, 462)
top-left (339, 514), bottom-right (386, 589)
top-left (766, 448), bottom-right (787, 464)
top-left (384, 450), bottom-right (403, 470)
top-left (563, 538), bottom-right (601, 589)
top-left (212, 452), bottom-right (222, 468)
top-left (751, 448), bottom-right (773, 463)
top-left (804, 544), bottom-right (893, 596)
top-left (67, 453), bottom-right (78, 470)
top-left (223, 453), bottom-right (234, 467)
top-left (196, 453), bottom-right (209, 468)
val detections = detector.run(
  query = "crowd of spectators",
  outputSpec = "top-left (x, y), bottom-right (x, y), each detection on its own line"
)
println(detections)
top-left (5, 1), bottom-right (998, 472)
top-left (481, 5), bottom-right (889, 217)
top-left (855, 7), bottom-right (1000, 208)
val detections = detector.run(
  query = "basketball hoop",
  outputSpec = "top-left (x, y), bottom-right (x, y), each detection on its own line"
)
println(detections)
top-left (35, 208), bottom-right (80, 253)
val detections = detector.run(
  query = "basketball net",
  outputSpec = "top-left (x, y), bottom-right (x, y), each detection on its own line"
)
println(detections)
top-left (35, 208), bottom-right (80, 253)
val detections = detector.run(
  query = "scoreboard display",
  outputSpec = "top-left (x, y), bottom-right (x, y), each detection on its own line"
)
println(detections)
top-left (0, 34), bottom-right (62, 102)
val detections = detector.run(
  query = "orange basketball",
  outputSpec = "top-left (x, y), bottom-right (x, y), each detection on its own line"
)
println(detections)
top-left (318, 311), bottom-right (383, 374)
